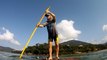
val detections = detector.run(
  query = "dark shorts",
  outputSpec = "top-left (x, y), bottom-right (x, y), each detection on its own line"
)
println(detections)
top-left (48, 34), bottom-right (59, 43)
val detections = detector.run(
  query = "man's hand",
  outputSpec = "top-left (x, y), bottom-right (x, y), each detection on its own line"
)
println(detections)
top-left (45, 9), bottom-right (50, 14)
top-left (36, 23), bottom-right (40, 27)
top-left (36, 23), bottom-right (44, 28)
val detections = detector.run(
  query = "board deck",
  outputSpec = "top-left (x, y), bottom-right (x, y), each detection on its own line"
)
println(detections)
top-left (41, 57), bottom-right (80, 60)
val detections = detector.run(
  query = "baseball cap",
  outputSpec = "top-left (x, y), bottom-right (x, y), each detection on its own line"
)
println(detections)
top-left (45, 13), bottom-right (51, 17)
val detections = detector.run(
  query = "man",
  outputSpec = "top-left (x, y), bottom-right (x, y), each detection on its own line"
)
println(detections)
top-left (37, 10), bottom-right (59, 60)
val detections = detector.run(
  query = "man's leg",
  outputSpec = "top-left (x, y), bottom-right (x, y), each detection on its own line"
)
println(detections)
top-left (55, 37), bottom-right (59, 58)
top-left (48, 40), bottom-right (53, 60)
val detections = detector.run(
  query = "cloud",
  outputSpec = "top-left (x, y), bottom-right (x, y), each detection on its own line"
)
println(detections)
top-left (0, 27), bottom-right (21, 45)
top-left (87, 39), bottom-right (104, 44)
top-left (102, 24), bottom-right (107, 42)
top-left (103, 25), bottom-right (107, 32)
top-left (102, 35), bottom-right (107, 41)
top-left (99, 36), bottom-right (107, 44)
top-left (56, 20), bottom-right (81, 43)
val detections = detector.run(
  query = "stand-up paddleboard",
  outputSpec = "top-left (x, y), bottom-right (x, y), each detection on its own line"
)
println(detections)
top-left (41, 57), bottom-right (80, 60)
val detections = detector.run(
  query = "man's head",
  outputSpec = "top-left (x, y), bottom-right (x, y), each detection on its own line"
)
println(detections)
top-left (45, 13), bottom-right (53, 20)
top-left (45, 13), bottom-right (50, 17)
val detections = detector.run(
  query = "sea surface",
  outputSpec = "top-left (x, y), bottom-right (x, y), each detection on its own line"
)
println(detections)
top-left (0, 49), bottom-right (107, 60)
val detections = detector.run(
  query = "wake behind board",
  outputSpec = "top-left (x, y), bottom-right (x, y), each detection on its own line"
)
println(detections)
top-left (41, 57), bottom-right (80, 60)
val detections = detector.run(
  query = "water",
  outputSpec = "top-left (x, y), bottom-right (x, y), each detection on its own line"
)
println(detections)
top-left (0, 50), bottom-right (107, 60)
top-left (0, 51), bottom-right (45, 60)
top-left (80, 49), bottom-right (107, 60)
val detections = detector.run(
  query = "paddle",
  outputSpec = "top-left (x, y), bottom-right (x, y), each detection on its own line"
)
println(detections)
top-left (19, 6), bottom-right (50, 59)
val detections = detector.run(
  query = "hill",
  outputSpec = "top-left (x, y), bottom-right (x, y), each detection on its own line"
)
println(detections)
top-left (0, 46), bottom-right (14, 52)
top-left (60, 40), bottom-right (92, 46)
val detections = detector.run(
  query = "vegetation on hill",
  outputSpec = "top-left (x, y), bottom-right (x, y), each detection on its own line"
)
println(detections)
top-left (25, 40), bottom-right (107, 55)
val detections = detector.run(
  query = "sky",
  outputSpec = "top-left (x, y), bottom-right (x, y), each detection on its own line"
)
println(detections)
top-left (0, 0), bottom-right (107, 50)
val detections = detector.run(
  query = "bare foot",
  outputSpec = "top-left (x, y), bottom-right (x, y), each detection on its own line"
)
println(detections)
top-left (46, 57), bottom-right (52, 60)
top-left (56, 57), bottom-right (59, 60)
top-left (48, 57), bottom-right (52, 60)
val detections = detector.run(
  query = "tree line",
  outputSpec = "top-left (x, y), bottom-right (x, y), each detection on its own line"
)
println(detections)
top-left (24, 43), bottom-right (107, 55)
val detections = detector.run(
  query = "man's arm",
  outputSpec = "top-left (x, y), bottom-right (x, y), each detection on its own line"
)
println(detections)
top-left (37, 22), bottom-right (48, 28)
top-left (46, 11), bottom-right (55, 17)
top-left (50, 12), bottom-right (56, 22)
top-left (48, 11), bottom-right (56, 22)
top-left (49, 12), bottom-right (55, 17)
